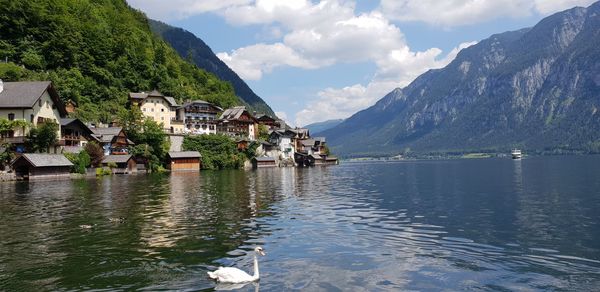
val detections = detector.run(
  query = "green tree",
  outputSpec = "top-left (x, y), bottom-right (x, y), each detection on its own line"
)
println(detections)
top-left (26, 122), bottom-right (58, 153)
top-left (84, 141), bottom-right (104, 167)
top-left (257, 124), bottom-right (269, 141)
top-left (0, 118), bottom-right (29, 137)
top-left (182, 134), bottom-right (245, 170)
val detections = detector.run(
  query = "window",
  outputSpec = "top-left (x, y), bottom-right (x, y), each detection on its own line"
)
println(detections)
top-left (151, 108), bottom-right (154, 112)
top-left (143, 108), bottom-right (146, 112)
top-left (161, 108), bottom-right (164, 112)
top-left (8, 113), bottom-right (14, 121)
top-left (38, 99), bottom-right (42, 107)
top-left (30, 114), bottom-right (34, 123)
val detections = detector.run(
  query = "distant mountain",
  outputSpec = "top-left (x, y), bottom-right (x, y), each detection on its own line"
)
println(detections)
top-left (305, 119), bottom-right (344, 135)
top-left (322, 2), bottom-right (600, 157)
top-left (150, 20), bottom-right (276, 116)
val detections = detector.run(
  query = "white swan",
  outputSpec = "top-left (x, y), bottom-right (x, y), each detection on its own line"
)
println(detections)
top-left (208, 246), bottom-right (266, 283)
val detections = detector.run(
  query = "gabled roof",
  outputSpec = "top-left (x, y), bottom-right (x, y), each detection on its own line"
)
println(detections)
top-left (12, 154), bottom-right (73, 167)
top-left (102, 154), bottom-right (133, 164)
top-left (0, 81), bottom-right (67, 116)
top-left (254, 156), bottom-right (276, 162)
top-left (256, 114), bottom-right (276, 122)
top-left (60, 118), bottom-right (95, 137)
top-left (270, 129), bottom-right (295, 138)
top-left (129, 91), bottom-right (179, 107)
top-left (182, 100), bottom-right (223, 111)
top-left (168, 151), bottom-right (201, 159)
top-left (91, 127), bottom-right (124, 143)
top-left (301, 139), bottom-right (316, 147)
top-left (220, 106), bottom-right (255, 121)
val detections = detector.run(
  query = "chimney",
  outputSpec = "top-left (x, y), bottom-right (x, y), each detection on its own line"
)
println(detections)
top-left (0, 79), bottom-right (3, 93)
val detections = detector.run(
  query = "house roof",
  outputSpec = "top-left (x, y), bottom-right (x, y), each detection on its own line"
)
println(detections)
top-left (271, 129), bottom-right (295, 138)
top-left (220, 106), bottom-right (254, 121)
top-left (102, 154), bottom-right (133, 164)
top-left (12, 154), bottom-right (73, 167)
top-left (164, 96), bottom-right (178, 107)
top-left (91, 127), bottom-right (123, 143)
top-left (60, 118), bottom-right (95, 137)
top-left (254, 156), bottom-right (276, 162)
top-left (301, 139), bottom-right (316, 147)
top-left (256, 114), bottom-right (276, 121)
top-left (129, 91), bottom-right (179, 107)
top-left (0, 81), bottom-right (67, 116)
top-left (168, 151), bottom-right (201, 159)
top-left (182, 100), bottom-right (223, 111)
top-left (314, 137), bottom-right (326, 143)
top-left (310, 154), bottom-right (325, 160)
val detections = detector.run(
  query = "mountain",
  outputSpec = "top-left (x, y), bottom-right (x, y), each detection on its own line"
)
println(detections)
top-left (322, 2), bottom-right (600, 157)
top-left (0, 0), bottom-right (239, 123)
top-left (305, 119), bottom-right (344, 136)
top-left (149, 20), bottom-right (276, 116)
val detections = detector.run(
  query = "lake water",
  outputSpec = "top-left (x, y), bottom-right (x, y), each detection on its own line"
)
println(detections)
top-left (1, 156), bottom-right (600, 291)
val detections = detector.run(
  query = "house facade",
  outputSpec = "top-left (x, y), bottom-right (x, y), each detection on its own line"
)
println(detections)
top-left (0, 80), bottom-right (67, 149)
top-left (167, 151), bottom-right (201, 172)
top-left (91, 127), bottom-right (131, 155)
top-left (182, 100), bottom-right (222, 135)
top-left (11, 154), bottom-right (73, 180)
top-left (217, 106), bottom-right (258, 140)
top-left (268, 130), bottom-right (295, 159)
top-left (129, 91), bottom-right (185, 134)
top-left (60, 118), bottom-right (97, 147)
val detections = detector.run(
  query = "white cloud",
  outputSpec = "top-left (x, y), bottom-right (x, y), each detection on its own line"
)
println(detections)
top-left (295, 42), bottom-right (477, 126)
top-left (533, 0), bottom-right (597, 14)
top-left (216, 43), bottom-right (321, 80)
top-left (379, 0), bottom-right (597, 27)
top-left (127, 0), bottom-right (252, 21)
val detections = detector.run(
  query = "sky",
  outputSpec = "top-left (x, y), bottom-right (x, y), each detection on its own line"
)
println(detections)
top-left (127, 0), bottom-right (597, 127)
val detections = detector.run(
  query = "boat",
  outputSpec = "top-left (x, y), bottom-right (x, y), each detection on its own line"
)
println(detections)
top-left (511, 149), bottom-right (522, 159)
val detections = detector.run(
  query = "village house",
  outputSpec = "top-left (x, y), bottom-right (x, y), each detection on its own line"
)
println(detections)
top-left (252, 156), bottom-right (277, 168)
top-left (182, 100), bottom-right (222, 135)
top-left (91, 127), bottom-right (132, 155)
top-left (167, 151), bottom-right (201, 172)
top-left (129, 90), bottom-right (185, 134)
top-left (268, 129), bottom-right (296, 159)
top-left (0, 80), bottom-right (67, 152)
top-left (11, 153), bottom-right (73, 180)
top-left (217, 106), bottom-right (258, 140)
top-left (255, 114), bottom-right (280, 130)
top-left (60, 118), bottom-right (97, 148)
top-left (101, 154), bottom-right (137, 174)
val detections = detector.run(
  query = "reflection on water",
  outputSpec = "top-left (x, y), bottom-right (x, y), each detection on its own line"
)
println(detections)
top-left (1, 156), bottom-right (600, 291)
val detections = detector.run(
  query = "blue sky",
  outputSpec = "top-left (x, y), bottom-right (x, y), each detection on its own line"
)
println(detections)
top-left (127, 0), bottom-right (596, 126)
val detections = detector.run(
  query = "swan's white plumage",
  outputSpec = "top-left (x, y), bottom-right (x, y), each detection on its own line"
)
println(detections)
top-left (207, 246), bottom-right (265, 284)
top-left (208, 267), bottom-right (256, 283)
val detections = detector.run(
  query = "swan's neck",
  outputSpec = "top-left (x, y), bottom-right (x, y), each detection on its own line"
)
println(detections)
top-left (252, 254), bottom-right (260, 280)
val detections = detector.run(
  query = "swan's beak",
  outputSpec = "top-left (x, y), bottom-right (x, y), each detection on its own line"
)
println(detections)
top-left (259, 250), bottom-right (266, 256)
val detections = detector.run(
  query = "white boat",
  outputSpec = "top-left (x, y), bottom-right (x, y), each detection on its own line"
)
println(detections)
top-left (511, 149), bottom-right (522, 159)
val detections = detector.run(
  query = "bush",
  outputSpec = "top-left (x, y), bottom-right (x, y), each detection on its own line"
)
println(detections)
top-left (182, 134), bottom-right (246, 170)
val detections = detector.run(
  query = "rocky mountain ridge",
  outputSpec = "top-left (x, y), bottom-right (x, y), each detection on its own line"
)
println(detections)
top-left (322, 2), bottom-right (600, 156)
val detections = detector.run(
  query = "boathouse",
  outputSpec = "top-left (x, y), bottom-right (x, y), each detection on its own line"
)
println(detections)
top-left (167, 151), bottom-right (201, 171)
top-left (252, 156), bottom-right (277, 168)
top-left (11, 154), bottom-right (73, 180)
top-left (101, 154), bottom-right (136, 174)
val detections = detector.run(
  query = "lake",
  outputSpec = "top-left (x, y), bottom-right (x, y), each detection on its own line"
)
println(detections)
top-left (1, 156), bottom-right (600, 291)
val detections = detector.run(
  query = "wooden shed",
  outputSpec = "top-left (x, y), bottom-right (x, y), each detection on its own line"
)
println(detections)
top-left (101, 154), bottom-right (137, 174)
top-left (252, 156), bottom-right (277, 168)
top-left (167, 151), bottom-right (201, 172)
top-left (11, 154), bottom-right (73, 180)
